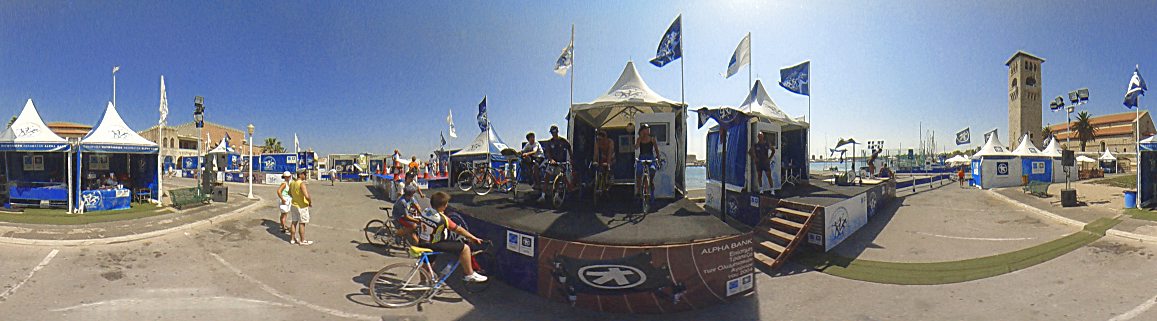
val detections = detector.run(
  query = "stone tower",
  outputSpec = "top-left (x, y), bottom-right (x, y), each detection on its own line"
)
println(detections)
top-left (1005, 51), bottom-right (1045, 150)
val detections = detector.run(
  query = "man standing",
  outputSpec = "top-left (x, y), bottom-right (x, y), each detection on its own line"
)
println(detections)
top-left (288, 171), bottom-right (313, 245)
top-left (542, 125), bottom-right (573, 202)
top-left (593, 129), bottom-right (615, 193)
top-left (749, 132), bottom-right (775, 194)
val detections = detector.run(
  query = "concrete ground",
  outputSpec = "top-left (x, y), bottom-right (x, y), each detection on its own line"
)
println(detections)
top-left (4, 178), bottom-right (1157, 320)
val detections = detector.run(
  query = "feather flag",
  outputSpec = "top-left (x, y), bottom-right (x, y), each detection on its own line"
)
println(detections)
top-left (725, 33), bottom-right (751, 79)
top-left (447, 109), bottom-right (457, 138)
top-left (649, 15), bottom-right (682, 68)
top-left (158, 76), bottom-right (168, 125)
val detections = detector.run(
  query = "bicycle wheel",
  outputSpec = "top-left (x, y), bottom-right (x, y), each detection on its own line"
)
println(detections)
top-left (464, 252), bottom-right (496, 293)
top-left (457, 171), bottom-right (474, 191)
top-left (364, 220), bottom-right (389, 247)
top-left (551, 175), bottom-right (568, 209)
top-left (370, 263), bottom-right (435, 308)
top-left (641, 175), bottom-right (651, 214)
top-left (475, 172), bottom-right (494, 196)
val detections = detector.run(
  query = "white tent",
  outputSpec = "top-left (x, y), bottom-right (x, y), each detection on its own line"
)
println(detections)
top-left (970, 132), bottom-right (1020, 188)
top-left (738, 80), bottom-right (808, 129)
top-left (0, 99), bottom-right (71, 151)
top-left (451, 127), bottom-right (511, 159)
top-left (1076, 155), bottom-right (1097, 163)
top-left (207, 136), bottom-right (237, 154)
top-left (79, 102), bottom-right (159, 153)
top-left (1099, 151), bottom-right (1118, 161)
top-left (1041, 137), bottom-right (1067, 182)
top-left (569, 61), bottom-right (683, 128)
top-left (945, 155), bottom-right (970, 166)
top-left (0, 99), bottom-right (74, 211)
top-left (1012, 134), bottom-right (1052, 183)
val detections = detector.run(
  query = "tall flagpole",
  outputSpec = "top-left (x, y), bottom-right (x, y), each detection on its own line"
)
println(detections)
top-left (748, 32), bottom-right (752, 91)
top-left (570, 24), bottom-right (575, 114)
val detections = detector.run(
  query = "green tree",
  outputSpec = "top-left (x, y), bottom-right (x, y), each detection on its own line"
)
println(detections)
top-left (1073, 111), bottom-right (1096, 152)
top-left (7, 115), bottom-right (15, 127)
top-left (263, 137), bottom-right (285, 153)
top-left (1041, 125), bottom-right (1053, 142)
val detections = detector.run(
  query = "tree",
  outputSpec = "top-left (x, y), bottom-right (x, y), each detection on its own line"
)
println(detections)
top-left (1041, 125), bottom-right (1053, 142)
top-left (1073, 111), bottom-right (1096, 152)
top-left (7, 115), bottom-right (15, 128)
top-left (263, 137), bottom-right (285, 153)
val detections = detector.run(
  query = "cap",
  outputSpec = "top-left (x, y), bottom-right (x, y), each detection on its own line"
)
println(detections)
top-left (282, 171), bottom-right (292, 177)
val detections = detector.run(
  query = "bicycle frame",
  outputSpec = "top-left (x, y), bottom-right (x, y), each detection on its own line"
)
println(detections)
top-left (405, 251), bottom-right (462, 291)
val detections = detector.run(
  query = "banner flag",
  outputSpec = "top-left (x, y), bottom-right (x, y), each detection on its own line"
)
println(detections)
top-left (476, 97), bottom-right (489, 132)
top-left (447, 109), bottom-right (457, 138)
top-left (554, 41), bottom-right (573, 76)
top-left (956, 127), bottom-right (970, 145)
top-left (649, 15), bottom-right (682, 67)
top-left (779, 61), bottom-right (810, 96)
top-left (1125, 65), bottom-right (1147, 109)
top-left (158, 76), bottom-right (168, 125)
top-left (725, 33), bottom-right (751, 78)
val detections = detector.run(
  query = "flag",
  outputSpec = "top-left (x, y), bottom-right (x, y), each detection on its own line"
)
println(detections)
top-left (294, 133), bottom-right (300, 153)
top-left (1125, 65), bottom-right (1147, 109)
top-left (554, 41), bottom-right (573, 76)
top-left (477, 97), bottom-right (489, 132)
top-left (779, 61), bottom-right (810, 96)
top-left (440, 131), bottom-right (447, 147)
top-left (983, 128), bottom-right (998, 143)
top-left (112, 66), bottom-right (120, 74)
top-left (725, 33), bottom-right (751, 79)
top-left (158, 75), bottom-right (168, 125)
top-left (649, 15), bottom-right (682, 68)
top-left (447, 109), bottom-right (458, 138)
top-left (955, 127), bottom-right (970, 145)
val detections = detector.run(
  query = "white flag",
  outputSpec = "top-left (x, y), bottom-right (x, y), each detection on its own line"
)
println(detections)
top-left (112, 66), bottom-right (120, 74)
top-left (158, 75), bottom-right (168, 125)
top-left (725, 33), bottom-right (751, 79)
top-left (553, 41), bottom-right (573, 76)
top-left (447, 109), bottom-right (458, 138)
top-left (294, 133), bottom-right (300, 153)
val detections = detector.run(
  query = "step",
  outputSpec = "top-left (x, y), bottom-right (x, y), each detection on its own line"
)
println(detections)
top-left (757, 240), bottom-right (786, 255)
top-left (776, 207), bottom-right (813, 219)
top-left (770, 217), bottom-right (805, 230)
top-left (753, 251), bottom-right (776, 268)
top-left (760, 228), bottom-right (796, 242)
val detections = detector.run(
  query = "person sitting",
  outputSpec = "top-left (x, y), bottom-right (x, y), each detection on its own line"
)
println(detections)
top-left (393, 184), bottom-right (423, 237)
top-left (406, 191), bottom-right (487, 283)
top-left (103, 173), bottom-right (119, 188)
top-left (879, 163), bottom-right (894, 178)
top-left (520, 132), bottom-right (543, 189)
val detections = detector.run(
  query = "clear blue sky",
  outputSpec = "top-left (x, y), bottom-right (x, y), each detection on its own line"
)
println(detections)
top-left (1, 1), bottom-right (1154, 158)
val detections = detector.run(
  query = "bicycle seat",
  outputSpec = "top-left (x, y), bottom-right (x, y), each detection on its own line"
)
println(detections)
top-left (408, 246), bottom-right (433, 258)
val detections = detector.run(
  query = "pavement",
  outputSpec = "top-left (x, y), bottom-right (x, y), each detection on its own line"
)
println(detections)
top-left (990, 176), bottom-right (1157, 243)
top-left (4, 177), bottom-right (1157, 320)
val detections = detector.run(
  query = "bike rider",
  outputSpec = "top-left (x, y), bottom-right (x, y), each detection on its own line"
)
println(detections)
top-left (635, 124), bottom-right (661, 196)
top-left (540, 124), bottom-right (573, 202)
top-left (520, 132), bottom-right (543, 190)
top-left (392, 184), bottom-right (422, 237)
top-left (406, 191), bottom-right (488, 283)
top-left (593, 129), bottom-right (615, 190)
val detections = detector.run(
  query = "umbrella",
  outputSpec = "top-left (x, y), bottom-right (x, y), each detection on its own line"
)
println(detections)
top-left (1076, 155), bottom-right (1097, 163)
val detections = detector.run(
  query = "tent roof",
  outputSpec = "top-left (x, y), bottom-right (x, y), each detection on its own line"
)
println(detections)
top-left (570, 61), bottom-right (684, 128)
top-left (1041, 137), bottom-right (1063, 157)
top-left (946, 155), bottom-right (970, 165)
top-left (207, 136), bottom-right (237, 154)
top-left (1099, 150), bottom-right (1117, 161)
top-left (971, 132), bottom-right (1012, 159)
top-left (1142, 135), bottom-right (1157, 151)
top-left (0, 99), bottom-right (71, 152)
top-left (451, 127), bottom-right (512, 158)
top-left (738, 80), bottom-right (807, 129)
top-left (1012, 134), bottom-right (1043, 156)
top-left (1076, 155), bottom-right (1097, 163)
top-left (79, 102), bottom-right (159, 153)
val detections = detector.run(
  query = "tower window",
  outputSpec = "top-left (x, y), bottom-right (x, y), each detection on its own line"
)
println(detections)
top-left (1026, 77), bottom-right (1037, 87)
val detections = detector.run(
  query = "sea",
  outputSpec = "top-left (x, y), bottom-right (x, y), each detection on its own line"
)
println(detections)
top-left (685, 160), bottom-right (868, 189)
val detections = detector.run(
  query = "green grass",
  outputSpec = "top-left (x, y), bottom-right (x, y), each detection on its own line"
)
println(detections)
top-left (1090, 175), bottom-right (1137, 189)
top-left (1125, 208), bottom-right (1157, 222)
top-left (796, 217), bottom-right (1121, 285)
top-left (0, 203), bottom-right (171, 225)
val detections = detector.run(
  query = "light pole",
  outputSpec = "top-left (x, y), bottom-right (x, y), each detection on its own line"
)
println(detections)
top-left (1052, 87), bottom-right (1088, 206)
top-left (247, 123), bottom-right (255, 199)
top-left (194, 96), bottom-right (205, 195)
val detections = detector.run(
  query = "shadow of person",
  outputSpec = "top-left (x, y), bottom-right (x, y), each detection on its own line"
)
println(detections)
top-left (259, 219), bottom-right (290, 242)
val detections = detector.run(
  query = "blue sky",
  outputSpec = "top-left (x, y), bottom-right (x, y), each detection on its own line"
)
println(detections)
top-left (1, 1), bottom-right (1154, 158)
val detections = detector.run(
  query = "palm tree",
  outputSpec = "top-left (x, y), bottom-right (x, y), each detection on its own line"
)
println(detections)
top-left (7, 115), bottom-right (15, 128)
top-left (263, 137), bottom-right (286, 153)
top-left (1073, 111), bottom-right (1096, 152)
top-left (1041, 125), bottom-right (1053, 142)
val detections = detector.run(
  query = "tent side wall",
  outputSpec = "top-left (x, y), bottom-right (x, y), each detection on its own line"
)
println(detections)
top-left (1021, 157), bottom-right (1051, 183)
top-left (978, 156), bottom-right (1022, 188)
top-left (1141, 150), bottom-right (1157, 208)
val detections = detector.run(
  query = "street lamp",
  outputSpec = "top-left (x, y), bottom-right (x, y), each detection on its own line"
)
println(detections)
top-left (194, 96), bottom-right (205, 195)
top-left (247, 123), bottom-right (255, 199)
top-left (1055, 87), bottom-right (1089, 207)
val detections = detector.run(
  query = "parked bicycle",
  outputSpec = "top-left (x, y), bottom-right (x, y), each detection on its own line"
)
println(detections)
top-left (369, 240), bottom-right (497, 308)
top-left (455, 162), bottom-right (491, 193)
top-left (637, 158), bottom-right (665, 214)
top-left (590, 162), bottom-right (611, 206)
top-left (540, 161), bottom-right (571, 209)
top-left (364, 207), bottom-right (408, 256)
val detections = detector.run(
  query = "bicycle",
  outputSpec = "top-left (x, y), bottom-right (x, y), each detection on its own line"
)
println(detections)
top-left (472, 158), bottom-right (519, 197)
top-left (541, 161), bottom-right (571, 209)
top-left (637, 158), bottom-right (665, 214)
top-left (591, 162), bottom-right (611, 206)
top-left (364, 207), bottom-right (408, 256)
top-left (369, 240), bottom-right (497, 308)
top-left (456, 162), bottom-right (492, 192)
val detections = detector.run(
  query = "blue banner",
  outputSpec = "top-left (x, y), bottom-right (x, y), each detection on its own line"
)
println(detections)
top-left (258, 153), bottom-right (299, 173)
top-left (649, 15), bottom-right (682, 67)
top-left (477, 97), bottom-right (489, 133)
top-left (779, 61), bottom-right (810, 96)
top-left (297, 152), bottom-right (316, 170)
top-left (956, 128), bottom-right (970, 145)
top-left (1125, 65), bottom-right (1147, 109)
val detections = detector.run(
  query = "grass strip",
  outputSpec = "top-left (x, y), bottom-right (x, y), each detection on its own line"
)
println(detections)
top-left (1125, 208), bottom-right (1157, 222)
top-left (796, 218), bottom-right (1120, 285)
top-left (0, 204), bottom-right (169, 225)
top-left (1089, 175), bottom-right (1137, 189)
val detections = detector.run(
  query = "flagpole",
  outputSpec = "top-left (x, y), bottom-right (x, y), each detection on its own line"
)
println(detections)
top-left (748, 32), bottom-right (752, 91)
top-left (570, 24), bottom-right (575, 112)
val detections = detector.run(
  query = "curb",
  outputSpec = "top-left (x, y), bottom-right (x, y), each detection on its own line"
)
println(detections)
top-left (1106, 228), bottom-right (1157, 244)
top-left (985, 189), bottom-right (1086, 228)
top-left (0, 196), bottom-right (267, 247)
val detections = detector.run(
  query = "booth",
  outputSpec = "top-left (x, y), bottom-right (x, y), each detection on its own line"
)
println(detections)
top-left (970, 133), bottom-right (1020, 189)
top-left (0, 99), bottom-right (74, 209)
top-left (1012, 134), bottom-right (1052, 184)
top-left (1099, 151), bottom-right (1118, 174)
top-left (75, 102), bottom-right (159, 212)
top-left (449, 127), bottom-right (512, 186)
top-left (568, 61), bottom-right (687, 198)
top-left (329, 154), bottom-right (361, 181)
top-left (1040, 138), bottom-right (1069, 183)
top-left (700, 80), bottom-right (809, 226)
top-left (206, 136), bottom-right (243, 182)
top-left (1138, 135), bottom-right (1157, 208)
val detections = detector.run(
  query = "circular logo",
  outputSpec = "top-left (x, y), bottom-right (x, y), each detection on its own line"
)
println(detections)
top-left (830, 207), bottom-right (849, 239)
top-left (578, 264), bottom-right (647, 290)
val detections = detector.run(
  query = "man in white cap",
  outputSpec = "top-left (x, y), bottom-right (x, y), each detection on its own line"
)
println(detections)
top-left (276, 171), bottom-right (293, 234)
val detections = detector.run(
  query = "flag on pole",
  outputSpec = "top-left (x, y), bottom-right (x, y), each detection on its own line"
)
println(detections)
top-left (159, 76), bottom-right (168, 125)
top-left (112, 66), bottom-right (120, 74)
top-left (440, 131), bottom-right (447, 147)
top-left (476, 97), bottom-right (489, 132)
top-left (1125, 65), bottom-right (1147, 109)
top-left (724, 33), bottom-right (751, 78)
top-left (983, 128), bottom-right (998, 143)
top-left (955, 127), bottom-right (970, 145)
top-left (779, 61), bottom-right (810, 96)
top-left (446, 109), bottom-right (458, 138)
top-left (294, 133), bottom-right (300, 153)
top-left (554, 41), bottom-right (574, 76)
top-left (649, 15), bottom-right (682, 68)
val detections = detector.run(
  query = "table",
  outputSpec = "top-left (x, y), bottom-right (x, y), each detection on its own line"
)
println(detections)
top-left (81, 188), bottom-right (132, 212)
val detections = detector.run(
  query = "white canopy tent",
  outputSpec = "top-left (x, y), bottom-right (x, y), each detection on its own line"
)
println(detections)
top-left (450, 127), bottom-right (511, 159)
top-left (569, 61), bottom-right (684, 128)
top-left (945, 155), bottom-right (970, 166)
top-left (0, 99), bottom-right (74, 211)
top-left (1012, 134), bottom-right (1052, 183)
top-left (1076, 155), bottom-right (1097, 163)
top-left (76, 102), bottom-right (160, 212)
top-left (1041, 137), bottom-right (1068, 182)
top-left (1099, 151), bottom-right (1118, 161)
top-left (970, 132), bottom-right (1020, 189)
top-left (0, 99), bottom-right (71, 151)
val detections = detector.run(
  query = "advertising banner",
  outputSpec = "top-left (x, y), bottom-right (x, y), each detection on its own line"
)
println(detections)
top-left (257, 153), bottom-right (299, 173)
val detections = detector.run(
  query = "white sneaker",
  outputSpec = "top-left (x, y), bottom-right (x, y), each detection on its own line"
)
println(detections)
top-left (300, 240), bottom-right (314, 246)
top-left (536, 194), bottom-right (545, 203)
top-left (463, 272), bottom-right (488, 283)
top-left (290, 239), bottom-right (299, 245)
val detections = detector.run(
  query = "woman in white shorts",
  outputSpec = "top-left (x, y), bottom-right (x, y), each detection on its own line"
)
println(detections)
top-left (277, 171), bottom-right (293, 233)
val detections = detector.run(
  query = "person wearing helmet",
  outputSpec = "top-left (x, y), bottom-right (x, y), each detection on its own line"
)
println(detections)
top-left (392, 183), bottom-right (423, 237)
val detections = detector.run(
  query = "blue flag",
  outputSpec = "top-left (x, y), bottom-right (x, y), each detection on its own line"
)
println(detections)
top-left (955, 127), bottom-right (970, 145)
top-left (1125, 65), bottom-right (1147, 109)
top-left (779, 61), bottom-right (810, 96)
top-left (477, 96), bottom-right (488, 132)
top-left (649, 15), bottom-right (682, 68)
top-left (440, 131), bottom-right (446, 147)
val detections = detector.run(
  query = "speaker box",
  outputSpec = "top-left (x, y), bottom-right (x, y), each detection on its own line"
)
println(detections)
top-left (212, 186), bottom-right (229, 203)
top-left (1062, 150), bottom-right (1075, 166)
top-left (1060, 189), bottom-right (1078, 207)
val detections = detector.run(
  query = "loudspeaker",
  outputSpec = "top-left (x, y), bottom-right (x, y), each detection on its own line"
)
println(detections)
top-left (1060, 189), bottom-right (1078, 207)
top-left (1061, 150), bottom-right (1075, 166)
top-left (212, 186), bottom-right (229, 203)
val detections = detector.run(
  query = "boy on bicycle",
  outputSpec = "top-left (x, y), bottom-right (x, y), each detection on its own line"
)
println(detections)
top-left (392, 184), bottom-right (423, 237)
top-left (593, 129), bottom-right (615, 191)
top-left (407, 191), bottom-right (488, 283)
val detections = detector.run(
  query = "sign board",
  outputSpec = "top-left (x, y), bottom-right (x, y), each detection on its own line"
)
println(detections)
top-left (996, 162), bottom-right (1010, 176)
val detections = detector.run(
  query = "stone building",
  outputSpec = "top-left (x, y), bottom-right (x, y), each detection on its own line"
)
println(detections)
top-left (138, 121), bottom-right (268, 168)
top-left (1006, 51), bottom-right (1045, 150)
top-left (1047, 110), bottom-right (1155, 153)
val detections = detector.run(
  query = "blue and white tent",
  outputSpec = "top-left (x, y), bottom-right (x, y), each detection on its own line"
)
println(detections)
top-left (0, 99), bottom-right (71, 152)
top-left (0, 99), bottom-right (74, 210)
top-left (75, 102), bottom-right (159, 213)
top-left (1012, 134), bottom-right (1051, 183)
top-left (79, 102), bottom-right (159, 153)
top-left (970, 132), bottom-right (1020, 189)
top-left (1040, 137), bottom-right (1068, 183)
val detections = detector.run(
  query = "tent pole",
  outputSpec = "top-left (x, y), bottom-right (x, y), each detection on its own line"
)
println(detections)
top-left (67, 151), bottom-right (73, 213)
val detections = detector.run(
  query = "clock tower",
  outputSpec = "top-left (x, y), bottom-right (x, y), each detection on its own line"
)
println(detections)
top-left (1006, 51), bottom-right (1045, 150)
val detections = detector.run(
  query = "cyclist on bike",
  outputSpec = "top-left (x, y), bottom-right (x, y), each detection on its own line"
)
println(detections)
top-left (520, 132), bottom-right (543, 190)
top-left (406, 191), bottom-right (488, 283)
top-left (392, 184), bottom-right (422, 237)
top-left (593, 129), bottom-right (615, 191)
top-left (541, 124), bottom-right (574, 202)
top-left (635, 124), bottom-right (661, 196)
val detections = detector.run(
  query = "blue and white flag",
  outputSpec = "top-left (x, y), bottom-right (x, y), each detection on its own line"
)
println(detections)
top-left (649, 15), bottom-right (682, 68)
top-left (554, 41), bottom-right (573, 76)
top-left (725, 33), bottom-right (751, 79)
top-left (983, 128), bottom-right (998, 143)
top-left (446, 109), bottom-right (457, 138)
top-left (779, 60), bottom-right (810, 96)
top-left (440, 131), bottom-right (447, 147)
top-left (1125, 65), bottom-right (1147, 109)
top-left (476, 97), bottom-right (489, 132)
top-left (955, 127), bottom-right (970, 145)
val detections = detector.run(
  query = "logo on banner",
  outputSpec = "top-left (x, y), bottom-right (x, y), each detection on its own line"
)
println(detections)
top-left (830, 207), bottom-right (850, 240)
top-left (15, 126), bottom-right (39, 138)
top-left (996, 162), bottom-right (1009, 176)
top-left (263, 156), bottom-right (277, 171)
top-left (579, 265), bottom-right (647, 290)
top-left (82, 191), bottom-right (102, 209)
top-left (552, 251), bottom-right (672, 294)
top-left (867, 191), bottom-right (879, 216)
top-left (612, 87), bottom-right (644, 99)
top-left (111, 128), bottom-right (130, 140)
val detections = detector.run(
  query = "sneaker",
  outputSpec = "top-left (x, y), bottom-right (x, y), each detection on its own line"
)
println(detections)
top-left (300, 240), bottom-right (314, 246)
top-left (536, 194), bottom-right (546, 203)
top-left (290, 239), bottom-right (299, 245)
top-left (463, 272), bottom-right (488, 283)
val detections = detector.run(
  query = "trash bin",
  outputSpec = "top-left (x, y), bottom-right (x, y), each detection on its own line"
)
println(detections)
top-left (1125, 190), bottom-right (1138, 209)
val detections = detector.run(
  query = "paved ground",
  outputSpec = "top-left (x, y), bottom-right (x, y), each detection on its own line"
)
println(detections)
top-left (4, 178), bottom-right (1157, 320)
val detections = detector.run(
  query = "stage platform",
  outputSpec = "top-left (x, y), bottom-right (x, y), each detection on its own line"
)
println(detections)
top-left (444, 186), bottom-right (748, 246)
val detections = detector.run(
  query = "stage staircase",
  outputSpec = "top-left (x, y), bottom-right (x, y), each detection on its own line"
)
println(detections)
top-left (753, 200), bottom-right (819, 270)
